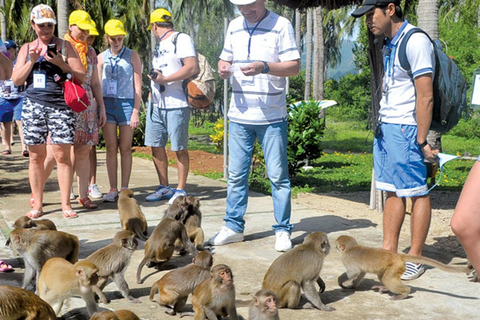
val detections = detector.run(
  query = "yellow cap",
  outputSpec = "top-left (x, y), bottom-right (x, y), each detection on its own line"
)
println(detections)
top-left (89, 20), bottom-right (99, 36)
top-left (104, 19), bottom-right (127, 36)
top-left (69, 10), bottom-right (96, 32)
top-left (148, 8), bottom-right (172, 30)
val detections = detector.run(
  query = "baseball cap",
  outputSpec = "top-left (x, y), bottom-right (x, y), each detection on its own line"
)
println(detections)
top-left (230, 0), bottom-right (257, 4)
top-left (148, 8), bottom-right (172, 30)
top-left (89, 20), bottom-right (99, 36)
top-left (351, 0), bottom-right (400, 18)
top-left (30, 4), bottom-right (57, 25)
top-left (104, 19), bottom-right (127, 36)
top-left (4, 40), bottom-right (17, 50)
top-left (69, 10), bottom-right (97, 33)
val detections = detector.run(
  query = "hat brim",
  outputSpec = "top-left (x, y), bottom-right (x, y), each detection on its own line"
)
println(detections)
top-left (89, 29), bottom-right (99, 36)
top-left (106, 31), bottom-right (127, 36)
top-left (75, 22), bottom-right (95, 31)
top-left (34, 18), bottom-right (57, 25)
top-left (351, 5), bottom-right (374, 18)
top-left (230, 0), bottom-right (257, 4)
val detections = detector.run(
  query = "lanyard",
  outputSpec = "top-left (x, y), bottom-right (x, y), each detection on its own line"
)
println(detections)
top-left (109, 46), bottom-right (126, 77)
top-left (245, 10), bottom-right (269, 60)
top-left (159, 29), bottom-right (174, 42)
top-left (383, 20), bottom-right (409, 78)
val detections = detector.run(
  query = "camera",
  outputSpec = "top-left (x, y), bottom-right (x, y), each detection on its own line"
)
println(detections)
top-left (47, 43), bottom-right (57, 58)
top-left (149, 69), bottom-right (165, 92)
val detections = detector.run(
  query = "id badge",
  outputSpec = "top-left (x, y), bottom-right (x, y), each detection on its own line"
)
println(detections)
top-left (107, 80), bottom-right (118, 95)
top-left (33, 70), bottom-right (47, 89)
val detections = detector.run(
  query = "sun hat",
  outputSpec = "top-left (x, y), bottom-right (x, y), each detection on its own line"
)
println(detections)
top-left (147, 8), bottom-right (172, 30)
top-left (351, 0), bottom-right (401, 17)
top-left (229, 0), bottom-right (257, 4)
top-left (104, 19), bottom-right (127, 36)
top-left (4, 40), bottom-right (17, 50)
top-left (89, 20), bottom-right (99, 36)
top-left (69, 10), bottom-right (97, 33)
top-left (30, 4), bottom-right (57, 25)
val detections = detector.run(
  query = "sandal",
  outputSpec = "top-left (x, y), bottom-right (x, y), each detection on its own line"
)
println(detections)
top-left (22, 150), bottom-right (29, 157)
top-left (29, 193), bottom-right (35, 208)
top-left (78, 197), bottom-right (97, 209)
top-left (0, 261), bottom-right (13, 272)
top-left (1, 149), bottom-right (11, 155)
top-left (26, 209), bottom-right (43, 219)
top-left (63, 210), bottom-right (78, 219)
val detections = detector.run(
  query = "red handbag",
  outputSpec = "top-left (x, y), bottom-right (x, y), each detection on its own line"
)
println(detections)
top-left (62, 75), bottom-right (89, 112)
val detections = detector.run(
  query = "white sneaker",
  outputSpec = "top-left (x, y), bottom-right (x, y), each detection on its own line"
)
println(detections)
top-left (168, 189), bottom-right (187, 205)
top-left (208, 226), bottom-right (244, 246)
top-left (69, 186), bottom-right (76, 200)
top-left (88, 184), bottom-right (103, 199)
top-left (275, 231), bottom-right (292, 252)
top-left (102, 189), bottom-right (119, 202)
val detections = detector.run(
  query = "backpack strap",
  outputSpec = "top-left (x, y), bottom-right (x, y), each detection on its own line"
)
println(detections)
top-left (172, 32), bottom-right (185, 55)
top-left (398, 27), bottom-right (432, 79)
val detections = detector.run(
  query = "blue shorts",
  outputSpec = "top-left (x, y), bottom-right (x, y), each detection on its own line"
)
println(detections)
top-left (13, 98), bottom-right (24, 121)
top-left (373, 123), bottom-right (428, 197)
top-left (144, 103), bottom-right (190, 151)
top-left (0, 98), bottom-right (14, 123)
top-left (105, 97), bottom-right (134, 126)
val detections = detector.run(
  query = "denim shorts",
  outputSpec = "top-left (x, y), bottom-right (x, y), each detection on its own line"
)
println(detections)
top-left (105, 97), bottom-right (134, 126)
top-left (144, 103), bottom-right (190, 151)
top-left (0, 98), bottom-right (14, 123)
top-left (373, 123), bottom-right (428, 197)
top-left (13, 98), bottom-right (24, 121)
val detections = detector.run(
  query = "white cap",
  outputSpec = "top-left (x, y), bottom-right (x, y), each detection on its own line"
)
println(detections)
top-left (230, 0), bottom-right (257, 4)
top-left (30, 4), bottom-right (57, 25)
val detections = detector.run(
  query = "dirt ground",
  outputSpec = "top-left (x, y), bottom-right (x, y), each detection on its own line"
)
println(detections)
top-left (132, 147), bottom-right (466, 258)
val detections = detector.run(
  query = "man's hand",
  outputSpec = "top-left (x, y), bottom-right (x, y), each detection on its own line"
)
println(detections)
top-left (240, 61), bottom-right (263, 76)
top-left (421, 144), bottom-right (438, 163)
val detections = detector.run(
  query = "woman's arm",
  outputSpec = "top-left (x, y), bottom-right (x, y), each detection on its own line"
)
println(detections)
top-left (129, 50), bottom-right (142, 129)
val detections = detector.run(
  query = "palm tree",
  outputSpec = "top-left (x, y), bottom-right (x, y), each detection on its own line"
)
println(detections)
top-left (57, 0), bottom-right (68, 38)
top-left (304, 8), bottom-right (313, 100)
top-left (312, 6), bottom-right (324, 101)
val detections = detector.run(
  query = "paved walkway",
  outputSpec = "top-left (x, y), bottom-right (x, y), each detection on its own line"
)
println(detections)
top-left (0, 140), bottom-right (478, 319)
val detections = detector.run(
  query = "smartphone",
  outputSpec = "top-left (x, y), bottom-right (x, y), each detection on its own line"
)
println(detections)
top-left (47, 43), bottom-right (57, 58)
top-left (149, 69), bottom-right (158, 80)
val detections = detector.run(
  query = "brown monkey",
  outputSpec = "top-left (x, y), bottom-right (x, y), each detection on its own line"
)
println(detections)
top-left (136, 218), bottom-right (198, 284)
top-left (262, 231), bottom-right (334, 311)
top-left (118, 189), bottom-right (148, 241)
top-left (0, 285), bottom-right (57, 320)
top-left (166, 195), bottom-right (204, 250)
top-left (90, 310), bottom-right (119, 320)
top-left (191, 264), bottom-right (238, 320)
top-left (13, 216), bottom-right (57, 230)
top-left (164, 195), bottom-right (188, 221)
top-left (335, 235), bottom-right (470, 300)
top-left (38, 257), bottom-right (107, 316)
top-left (149, 251), bottom-right (213, 316)
top-left (86, 230), bottom-right (141, 303)
top-left (248, 289), bottom-right (280, 320)
top-left (8, 228), bottom-right (79, 290)
top-left (90, 309), bottom-right (140, 320)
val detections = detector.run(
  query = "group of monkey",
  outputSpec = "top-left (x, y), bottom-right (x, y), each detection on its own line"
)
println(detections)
top-left (1, 189), bottom-right (471, 320)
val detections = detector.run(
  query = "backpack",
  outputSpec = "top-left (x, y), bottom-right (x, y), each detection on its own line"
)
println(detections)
top-left (173, 32), bottom-right (216, 110)
top-left (398, 28), bottom-right (468, 133)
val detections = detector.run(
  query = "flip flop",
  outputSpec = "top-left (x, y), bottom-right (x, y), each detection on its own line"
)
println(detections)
top-left (0, 261), bottom-right (13, 272)
top-left (63, 210), bottom-right (78, 219)
top-left (26, 209), bottom-right (43, 219)
top-left (1, 149), bottom-right (11, 155)
top-left (29, 193), bottom-right (35, 208)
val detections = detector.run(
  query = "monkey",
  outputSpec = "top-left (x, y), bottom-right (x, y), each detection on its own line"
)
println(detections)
top-left (262, 231), bottom-right (334, 311)
top-left (86, 230), bottom-right (141, 303)
top-left (118, 189), bottom-right (148, 241)
top-left (248, 289), bottom-right (280, 320)
top-left (335, 235), bottom-right (471, 300)
top-left (13, 216), bottom-right (57, 230)
top-left (191, 264), bottom-right (238, 320)
top-left (90, 309), bottom-right (140, 320)
top-left (38, 257), bottom-right (107, 317)
top-left (163, 195), bottom-right (188, 221)
top-left (149, 251), bottom-right (213, 316)
top-left (0, 285), bottom-right (57, 320)
top-left (8, 228), bottom-right (79, 290)
top-left (136, 218), bottom-right (198, 284)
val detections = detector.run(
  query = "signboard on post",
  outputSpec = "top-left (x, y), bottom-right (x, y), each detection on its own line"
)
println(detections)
top-left (472, 68), bottom-right (480, 109)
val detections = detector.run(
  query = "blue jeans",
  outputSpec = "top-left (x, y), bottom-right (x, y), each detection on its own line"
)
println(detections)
top-left (225, 120), bottom-right (293, 233)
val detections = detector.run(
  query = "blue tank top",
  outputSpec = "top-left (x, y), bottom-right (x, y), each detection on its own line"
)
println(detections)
top-left (101, 47), bottom-right (135, 99)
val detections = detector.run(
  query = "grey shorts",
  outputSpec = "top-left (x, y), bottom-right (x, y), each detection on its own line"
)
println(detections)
top-left (22, 97), bottom-right (76, 145)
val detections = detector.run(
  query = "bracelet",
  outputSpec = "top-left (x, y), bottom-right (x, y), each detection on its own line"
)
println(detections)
top-left (418, 141), bottom-right (428, 149)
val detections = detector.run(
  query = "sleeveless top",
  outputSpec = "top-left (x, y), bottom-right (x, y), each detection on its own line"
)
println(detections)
top-left (101, 46), bottom-right (135, 99)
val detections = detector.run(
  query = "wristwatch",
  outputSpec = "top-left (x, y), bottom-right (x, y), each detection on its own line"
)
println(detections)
top-left (418, 141), bottom-right (428, 149)
top-left (261, 61), bottom-right (270, 74)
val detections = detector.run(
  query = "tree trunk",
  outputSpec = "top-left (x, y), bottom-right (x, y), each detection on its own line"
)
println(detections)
top-left (150, 0), bottom-right (156, 55)
top-left (57, 0), bottom-right (68, 38)
top-left (312, 6), bottom-right (324, 101)
top-left (304, 8), bottom-right (312, 100)
top-left (417, 0), bottom-right (439, 40)
top-left (295, 9), bottom-right (301, 50)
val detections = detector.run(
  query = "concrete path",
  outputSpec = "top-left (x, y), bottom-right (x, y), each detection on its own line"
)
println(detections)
top-left (0, 140), bottom-right (478, 319)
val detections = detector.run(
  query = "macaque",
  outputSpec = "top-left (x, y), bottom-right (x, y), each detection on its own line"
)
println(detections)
top-left (0, 285), bottom-right (57, 320)
top-left (86, 230), bottom-right (140, 303)
top-left (38, 258), bottom-right (107, 316)
top-left (150, 251), bottom-right (213, 316)
top-left (13, 216), bottom-right (57, 230)
top-left (118, 189), bottom-right (148, 241)
top-left (262, 231), bottom-right (334, 311)
top-left (164, 195), bottom-right (188, 221)
top-left (166, 196), bottom-right (204, 250)
top-left (136, 218), bottom-right (198, 284)
top-left (8, 228), bottom-right (79, 289)
top-left (191, 264), bottom-right (238, 320)
top-left (248, 289), bottom-right (280, 320)
top-left (90, 309), bottom-right (140, 320)
top-left (335, 235), bottom-right (470, 300)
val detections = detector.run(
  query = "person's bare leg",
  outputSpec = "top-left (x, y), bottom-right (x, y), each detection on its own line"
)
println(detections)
top-left (52, 144), bottom-right (73, 212)
top-left (118, 125), bottom-right (134, 189)
top-left (382, 192), bottom-right (406, 252)
top-left (16, 120), bottom-right (27, 153)
top-left (103, 123), bottom-right (119, 190)
top-left (43, 144), bottom-right (56, 185)
top-left (175, 149), bottom-right (189, 190)
top-left (89, 147), bottom-right (97, 185)
top-left (151, 147), bottom-right (169, 187)
top-left (2, 122), bottom-right (12, 152)
top-left (74, 144), bottom-right (91, 199)
top-left (409, 195), bottom-right (431, 256)
top-left (28, 144), bottom-right (47, 213)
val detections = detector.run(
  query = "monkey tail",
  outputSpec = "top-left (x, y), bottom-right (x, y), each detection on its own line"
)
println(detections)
top-left (68, 236), bottom-right (80, 263)
top-left (149, 282), bottom-right (159, 301)
top-left (136, 256), bottom-right (149, 284)
top-left (134, 224), bottom-right (148, 241)
top-left (401, 254), bottom-right (470, 274)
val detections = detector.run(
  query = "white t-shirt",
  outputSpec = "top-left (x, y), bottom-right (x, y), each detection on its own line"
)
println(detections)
top-left (220, 11), bottom-right (300, 125)
top-left (379, 22), bottom-right (434, 125)
top-left (151, 32), bottom-right (196, 109)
